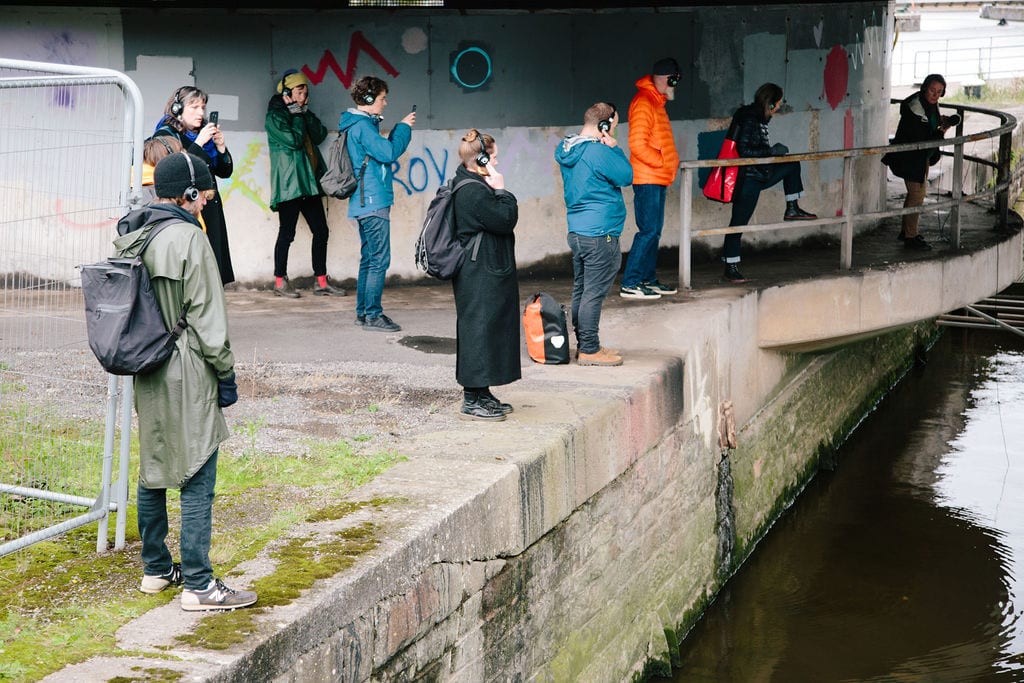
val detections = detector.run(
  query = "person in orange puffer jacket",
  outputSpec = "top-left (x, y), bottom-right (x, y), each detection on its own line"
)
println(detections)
top-left (620, 57), bottom-right (681, 301)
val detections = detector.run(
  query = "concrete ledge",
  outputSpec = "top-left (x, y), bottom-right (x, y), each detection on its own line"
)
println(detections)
top-left (757, 229), bottom-right (1023, 350)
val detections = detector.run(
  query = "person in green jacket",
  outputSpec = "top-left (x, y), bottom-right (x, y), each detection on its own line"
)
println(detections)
top-left (266, 69), bottom-right (344, 298)
top-left (113, 152), bottom-right (257, 612)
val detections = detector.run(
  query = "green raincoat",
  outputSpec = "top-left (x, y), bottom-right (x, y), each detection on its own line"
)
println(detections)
top-left (265, 93), bottom-right (328, 210)
top-left (112, 210), bottom-right (234, 489)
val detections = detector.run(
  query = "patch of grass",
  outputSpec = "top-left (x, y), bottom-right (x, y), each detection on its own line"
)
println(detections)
top-left (944, 77), bottom-right (1024, 106)
top-left (176, 523), bottom-right (381, 650)
top-left (108, 666), bottom-right (184, 683)
top-left (1, 422), bottom-right (406, 679)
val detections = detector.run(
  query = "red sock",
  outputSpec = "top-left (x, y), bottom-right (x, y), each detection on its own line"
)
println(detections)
top-left (275, 276), bottom-right (284, 288)
top-left (317, 275), bottom-right (328, 288)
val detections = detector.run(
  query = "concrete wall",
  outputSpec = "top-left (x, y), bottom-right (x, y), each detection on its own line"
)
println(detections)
top-left (204, 281), bottom-right (935, 683)
top-left (0, 3), bottom-right (893, 285)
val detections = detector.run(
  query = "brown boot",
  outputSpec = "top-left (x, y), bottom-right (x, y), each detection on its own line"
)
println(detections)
top-left (578, 347), bottom-right (623, 367)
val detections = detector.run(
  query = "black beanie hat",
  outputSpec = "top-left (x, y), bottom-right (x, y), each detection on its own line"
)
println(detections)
top-left (153, 152), bottom-right (214, 199)
top-left (652, 57), bottom-right (680, 76)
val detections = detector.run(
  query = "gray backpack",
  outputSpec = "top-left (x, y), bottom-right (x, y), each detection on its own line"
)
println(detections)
top-left (320, 128), bottom-right (368, 203)
top-left (79, 219), bottom-right (188, 375)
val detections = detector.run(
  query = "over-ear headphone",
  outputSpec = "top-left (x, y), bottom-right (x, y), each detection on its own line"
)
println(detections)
top-left (362, 88), bottom-right (376, 105)
top-left (475, 132), bottom-right (491, 167)
top-left (170, 87), bottom-right (186, 117)
top-left (279, 68), bottom-right (298, 98)
top-left (667, 73), bottom-right (680, 88)
top-left (598, 104), bottom-right (617, 134)
top-left (181, 152), bottom-right (200, 201)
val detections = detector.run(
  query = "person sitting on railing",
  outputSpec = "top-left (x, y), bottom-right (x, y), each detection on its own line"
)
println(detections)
top-left (882, 73), bottom-right (958, 251)
top-left (724, 82), bottom-right (817, 283)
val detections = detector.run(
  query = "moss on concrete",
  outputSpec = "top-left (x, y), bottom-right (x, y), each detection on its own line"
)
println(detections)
top-left (176, 521), bottom-right (381, 650)
top-left (728, 322), bottom-right (938, 571)
top-left (108, 666), bottom-right (185, 682)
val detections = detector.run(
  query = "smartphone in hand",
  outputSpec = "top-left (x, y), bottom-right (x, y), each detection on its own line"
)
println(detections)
top-left (209, 111), bottom-right (219, 126)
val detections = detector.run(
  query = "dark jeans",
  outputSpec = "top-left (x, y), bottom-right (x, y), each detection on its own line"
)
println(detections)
top-left (356, 213), bottom-right (391, 319)
top-left (137, 449), bottom-right (218, 591)
top-left (724, 161), bottom-right (805, 262)
top-left (621, 184), bottom-right (666, 287)
top-left (274, 195), bottom-right (330, 277)
top-left (569, 232), bottom-right (622, 355)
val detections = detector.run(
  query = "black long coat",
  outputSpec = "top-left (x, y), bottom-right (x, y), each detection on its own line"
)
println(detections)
top-left (882, 91), bottom-right (942, 184)
top-left (451, 165), bottom-right (521, 389)
top-left (154, 126), bottom-right (235, 284)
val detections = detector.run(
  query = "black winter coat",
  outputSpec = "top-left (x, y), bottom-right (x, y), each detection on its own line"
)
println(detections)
top-left (731, 103), bottom-right (775, 183)
top-left (451, 165), bottom-right (521, 389)
top-left (154, 126), bottom-right (235, 285)
top-left (882, 91), bottom-right (942, 183)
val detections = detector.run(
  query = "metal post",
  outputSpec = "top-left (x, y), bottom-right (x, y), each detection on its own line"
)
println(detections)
top-left (951, 136), bottom-right (964, 247)
top-left (841, 156), bottom-right (854, 270)
top-left (680, 167), bottom-right (693, 289)
top-left (95, 374), bottom-right (119, 553)
top-left (996, 131), bottom-right (1011, 231)
top-left (115, 377), bottom-right (133, 550)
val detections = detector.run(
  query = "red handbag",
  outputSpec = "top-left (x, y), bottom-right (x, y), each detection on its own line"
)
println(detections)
top-left (702, 138), bottom-right (739, 203)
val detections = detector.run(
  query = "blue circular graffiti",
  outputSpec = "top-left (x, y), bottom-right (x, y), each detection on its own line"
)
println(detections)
top-left (450, 46), bottom-right (492, 90)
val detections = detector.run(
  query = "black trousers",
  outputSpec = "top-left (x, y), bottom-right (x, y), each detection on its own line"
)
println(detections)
top-left (724, 161), bottom-right (805, 261)
top-left (274, 195), bottom-right (330, 277)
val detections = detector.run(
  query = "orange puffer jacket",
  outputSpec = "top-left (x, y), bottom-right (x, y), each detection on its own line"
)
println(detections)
top-left (627, 75), bottom-right (679, 186)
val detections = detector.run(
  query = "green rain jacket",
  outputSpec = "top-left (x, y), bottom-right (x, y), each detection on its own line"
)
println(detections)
top-left (112, 207), bottom-right (234, 489)
top-left (265, 93), bottom-right (329, 210)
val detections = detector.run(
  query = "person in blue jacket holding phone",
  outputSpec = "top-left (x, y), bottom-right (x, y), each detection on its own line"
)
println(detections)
top-left (338, 76), bottom-right (416, 332)
top-left (555, 102), bottom-right (633, 367)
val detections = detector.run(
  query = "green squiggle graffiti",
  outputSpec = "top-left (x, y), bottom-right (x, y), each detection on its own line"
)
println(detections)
top-left (220, 140), bottom-right (268, 211)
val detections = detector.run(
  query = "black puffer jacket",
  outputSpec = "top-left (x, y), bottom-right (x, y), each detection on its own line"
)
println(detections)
top-left (731, 103), bottom-right (774, 181)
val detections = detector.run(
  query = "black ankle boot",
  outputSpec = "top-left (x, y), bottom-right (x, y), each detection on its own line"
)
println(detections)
top-left (784, 200), bottom-right (817, 221)
top-left (480, 388), bottom-right (513, 414)
top-left (723, 263), bottom-right (747, 283)
top-left (461, 391), bottom-right (506, 421)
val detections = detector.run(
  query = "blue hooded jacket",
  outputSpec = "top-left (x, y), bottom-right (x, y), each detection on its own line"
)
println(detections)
top-left (554, 135), bottom-right (633, 237)
top-left (338, 108), bottom-right (412, 219)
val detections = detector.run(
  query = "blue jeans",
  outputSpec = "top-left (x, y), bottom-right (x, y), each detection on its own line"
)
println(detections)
top-left (724, 162), bottom-right (805, 262)
top-left (621, 184), bottom-right (666, 287)
top-left (569, 232), bottom-right (622, 355)
top-left (137, 449), bottom-right (218, 591)
top-left (356, 213), bottom-right (391, 319)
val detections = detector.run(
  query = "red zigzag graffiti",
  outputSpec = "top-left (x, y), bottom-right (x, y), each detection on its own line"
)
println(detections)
top-left (301, 31), bottom-right (400, 88)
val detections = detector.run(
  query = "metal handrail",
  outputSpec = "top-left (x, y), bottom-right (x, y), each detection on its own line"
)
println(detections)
top-left (677, 99), bottom-right (1018, 288)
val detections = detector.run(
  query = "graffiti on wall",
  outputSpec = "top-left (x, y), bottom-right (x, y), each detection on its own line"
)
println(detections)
top-left (301, 31), bottom-right (399, 89)
top-left (390, 147), bottom-right (451, 196)
top-left (220, 139), bottom-right (269, 211)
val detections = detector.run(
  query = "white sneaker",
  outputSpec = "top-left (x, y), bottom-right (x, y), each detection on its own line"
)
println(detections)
top-left (139, 562), bottom-right (182, 594)
top-left (619, 284), bottom-right (661, 300)
top-left (181, 578), bottom-right (257, 611)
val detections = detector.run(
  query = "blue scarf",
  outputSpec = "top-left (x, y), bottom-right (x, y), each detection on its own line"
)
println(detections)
top-left (155, 116), bottom-right (220, 167)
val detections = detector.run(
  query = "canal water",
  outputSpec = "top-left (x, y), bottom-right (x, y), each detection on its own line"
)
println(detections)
top-left (660, 329), bottom-right (1024, 682)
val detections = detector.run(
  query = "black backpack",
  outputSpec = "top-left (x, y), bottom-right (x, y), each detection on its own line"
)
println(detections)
top-left (415, 177), bottom-right (481, 280)
top-left (320, 128), bottom-right (369, 204)
top-left (79, 219), bottom-right (188, 375)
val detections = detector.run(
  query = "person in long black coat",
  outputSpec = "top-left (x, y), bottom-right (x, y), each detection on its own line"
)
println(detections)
top-left (154, 86), bottom-right (235, 284)
top-left (451, 129), bottom-right (520, 422)
top-left (881, 73), bottom-right (955, 251)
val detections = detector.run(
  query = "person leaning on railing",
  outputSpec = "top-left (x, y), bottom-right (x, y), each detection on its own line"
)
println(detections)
top-left (723, 82), bottom-right (817, 284)
top-left (882, 73), bottom-right (959, 251)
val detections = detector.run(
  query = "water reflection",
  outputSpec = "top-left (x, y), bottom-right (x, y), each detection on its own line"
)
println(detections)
top-left (662, 330), bottom-right (1024, 682)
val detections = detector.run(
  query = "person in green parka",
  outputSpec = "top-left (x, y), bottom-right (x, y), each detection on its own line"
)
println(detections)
top-left (265, 69), bottom-right (344, 298)
top-left (113, 152), bottom-right (257, 612)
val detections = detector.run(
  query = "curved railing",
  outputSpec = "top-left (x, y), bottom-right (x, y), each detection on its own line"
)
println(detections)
top-left (677, 100), bottom-right (1018, 288)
